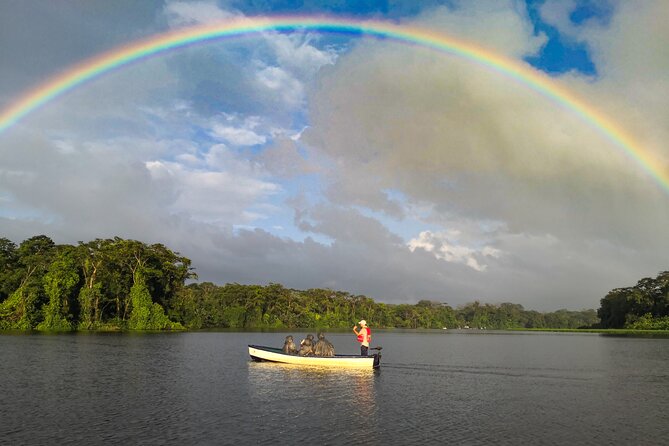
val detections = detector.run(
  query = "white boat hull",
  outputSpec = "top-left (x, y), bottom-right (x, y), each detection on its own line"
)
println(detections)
top-left (248, 345), bottom-right (380, 369)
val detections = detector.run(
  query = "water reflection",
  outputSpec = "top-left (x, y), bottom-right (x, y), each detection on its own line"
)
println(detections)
top-left (247, 362), bottom-right (376, 403)
top-left (247, 362), bottom-right (377, 441)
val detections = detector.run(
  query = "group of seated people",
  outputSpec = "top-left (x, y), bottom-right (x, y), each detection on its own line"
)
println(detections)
top-left (282, 333), bottom-right (335, 357)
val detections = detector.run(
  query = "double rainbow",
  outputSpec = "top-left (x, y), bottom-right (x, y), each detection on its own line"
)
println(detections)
top-left (0, 16), bottom-right (666, 193)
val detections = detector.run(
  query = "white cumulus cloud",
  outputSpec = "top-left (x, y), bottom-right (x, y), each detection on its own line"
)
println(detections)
top-left (408, 230), bottom-right (501, 271)
top-left (164, 0), bottom-right (238, 27)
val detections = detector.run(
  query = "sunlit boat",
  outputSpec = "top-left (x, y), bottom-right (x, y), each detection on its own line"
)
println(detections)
top-left (248, 345), bottom-right (381, 369)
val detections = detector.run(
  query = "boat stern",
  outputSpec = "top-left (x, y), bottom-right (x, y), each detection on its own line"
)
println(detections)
top-left (373, 352), bottom-right (381, 369)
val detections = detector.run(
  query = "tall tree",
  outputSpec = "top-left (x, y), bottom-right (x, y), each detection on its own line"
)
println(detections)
top-left (0, 235), bottom-right (55, 329)
top-left (38, 246), bottom-right (80, 330)
top-left (0, 237), bottom-right (19, 302)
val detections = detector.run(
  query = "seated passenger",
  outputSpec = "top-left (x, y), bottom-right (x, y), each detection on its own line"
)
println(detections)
top-left (299, 334), bottom-right (315, 356)
top-left (282, 335), bottom-right (298, 355)
top-left (313, 332), bottom-right (335, 357)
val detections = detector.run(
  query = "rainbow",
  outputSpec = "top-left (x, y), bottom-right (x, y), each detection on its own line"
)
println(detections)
top-left (0, 16), bottom-right (667, 192)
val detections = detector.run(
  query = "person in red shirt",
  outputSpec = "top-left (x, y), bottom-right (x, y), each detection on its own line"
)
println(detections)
top-left (353, 319), bottom-right (371, 356)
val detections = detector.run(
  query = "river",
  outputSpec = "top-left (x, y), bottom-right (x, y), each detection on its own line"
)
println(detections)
top-left (1, 330), bottom-right (668, 445)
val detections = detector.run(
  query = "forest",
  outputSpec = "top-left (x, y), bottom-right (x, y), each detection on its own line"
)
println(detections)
top-left (172, 282), bottom-right (597, 330)
top-left (597, 271), bottom-right (669, 329)
top-left (0, 235), bottom-right (193, 330)
top-left (0, 234), bottom-right (650, 331)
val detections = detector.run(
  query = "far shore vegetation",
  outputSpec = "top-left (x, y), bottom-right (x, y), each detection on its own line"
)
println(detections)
top-left (1, 235), bottom-right (668, 333)
top-left (508, 328), bottom-right (669, 336)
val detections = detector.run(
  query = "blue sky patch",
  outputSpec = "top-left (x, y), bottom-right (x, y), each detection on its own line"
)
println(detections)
top-left (523, 0), bottom-right (610, 76)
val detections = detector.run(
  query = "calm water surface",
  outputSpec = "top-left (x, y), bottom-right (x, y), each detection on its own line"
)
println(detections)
top-left (1, 330), bottom-right (668, 445)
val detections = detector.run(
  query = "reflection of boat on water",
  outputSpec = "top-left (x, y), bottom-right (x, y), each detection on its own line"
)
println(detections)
top-left (248, 345), bottom-right (381, 369)
top-left (246, 357), bottom-right (378, 429)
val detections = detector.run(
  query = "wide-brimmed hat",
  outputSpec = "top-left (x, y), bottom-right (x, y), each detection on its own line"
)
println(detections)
top-left (358, 320), bottom-right (367, 326)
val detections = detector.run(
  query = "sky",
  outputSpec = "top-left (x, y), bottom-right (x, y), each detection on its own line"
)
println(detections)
top-left (1, 0), bottom-right (668, 311)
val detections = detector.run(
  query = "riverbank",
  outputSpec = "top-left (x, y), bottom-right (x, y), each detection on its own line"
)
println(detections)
top-left (4, 326), bottom-right (669, 337)
top-left (509, 327), bottom-right (669, 336)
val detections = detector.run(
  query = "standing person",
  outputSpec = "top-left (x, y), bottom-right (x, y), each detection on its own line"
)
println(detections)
top-left (353, 320), bottom-right (371, 356)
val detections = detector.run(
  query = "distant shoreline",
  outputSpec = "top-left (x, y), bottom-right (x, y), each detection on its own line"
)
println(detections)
top-left (3, 327), bottom-right (669, 337)
top-left (507, 327), bottom-right (669, 336)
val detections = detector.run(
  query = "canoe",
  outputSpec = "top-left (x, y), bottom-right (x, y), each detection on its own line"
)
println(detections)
top-left (248, 344), bottom-right (381, 369)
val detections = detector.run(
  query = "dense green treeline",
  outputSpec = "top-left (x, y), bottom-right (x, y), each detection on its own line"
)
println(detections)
top-left (0, 235), bottom-right (194, 330)
top-left (598, 271), bottom-right (669, 329)
top-left (171, 282), bottom-right (598, 330)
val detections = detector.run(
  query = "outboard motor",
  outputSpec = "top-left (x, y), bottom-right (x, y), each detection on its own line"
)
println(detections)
top-left (372, 346), bottom-right (382, 368)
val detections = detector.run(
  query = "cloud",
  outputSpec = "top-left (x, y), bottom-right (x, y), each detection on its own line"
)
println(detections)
top-left (537, 0), bottom-right (582, 36)
top-left (2, 0), bottom-right (669, 313)
top-left (164, 1), bottom-right (239, 27)
top-left (0, 1), bottom-right (163, 104)
top-left (256, 137), bottom-right (318, 178)
top-left (537, 0), bottom-right (613, 38)
top-left (146, 157), bottom-right (280, 224)
top-left (159, 3), bottom-right (339, 133)
top-left (209, 115), bottom-right (267, 146)
top-left (265, 33), bottom-right (338, 78)
top-left (299, 0), bottom-right (669, 308)
top-left (295, 204), bottom-right (405, 247)
top-left (534, 1), bottom-right (669, 154)
top-left (305, 1), bottom-right (669, 240)
top-left (408, 230), bottom-right (501, 271)
top-left (415, 0), bottom-right (546, 58)
top-left (255, 65), bottom-right (306, 109)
